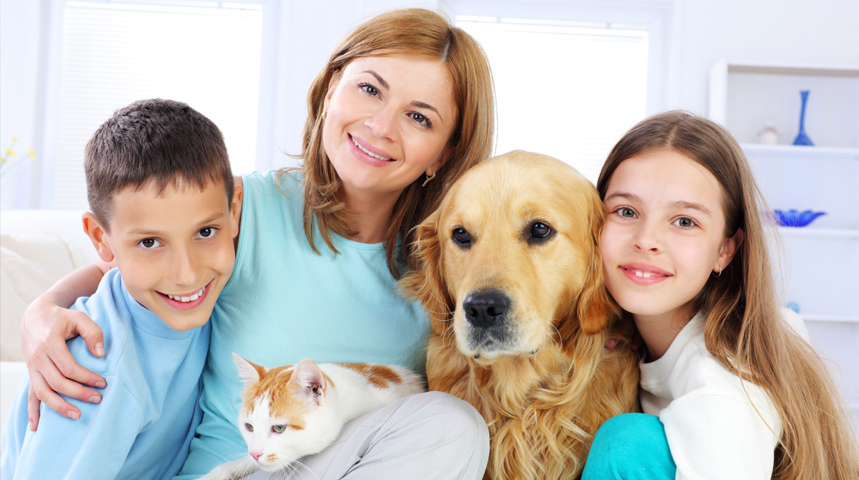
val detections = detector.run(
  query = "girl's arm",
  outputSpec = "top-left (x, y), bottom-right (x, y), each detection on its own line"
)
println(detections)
top-left (21, 260), bottom-right (113, 430)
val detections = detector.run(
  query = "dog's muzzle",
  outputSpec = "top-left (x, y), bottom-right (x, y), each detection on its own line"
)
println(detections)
top-left (463, 289), bottom-right (510, 328)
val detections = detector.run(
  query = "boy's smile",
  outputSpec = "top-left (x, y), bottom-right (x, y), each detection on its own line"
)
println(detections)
top-left (85, 178), bottom-right (240, 331)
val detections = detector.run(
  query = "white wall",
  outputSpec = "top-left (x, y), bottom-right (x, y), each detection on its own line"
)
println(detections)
top-left (671, 0), bottom-right (859, 112)
top-left (1, 0), bottom-right (858, 207)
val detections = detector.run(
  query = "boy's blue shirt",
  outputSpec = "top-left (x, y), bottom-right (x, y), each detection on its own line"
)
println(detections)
top-left (1, 268), bottom-right (211, 480)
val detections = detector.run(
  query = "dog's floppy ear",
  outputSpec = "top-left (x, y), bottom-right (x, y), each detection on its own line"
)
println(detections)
top-left (399, 209), bottom-right (453, 337)
top-left (575, 197), bottom-right (621, 335)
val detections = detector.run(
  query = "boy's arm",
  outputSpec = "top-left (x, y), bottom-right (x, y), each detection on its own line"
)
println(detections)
top-left (21, 261), bottom-right (113, 429)
top-left (4, 375), bottom-right (143, 479)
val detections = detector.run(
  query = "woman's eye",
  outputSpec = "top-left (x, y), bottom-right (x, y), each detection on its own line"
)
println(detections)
top-left (139, 238), bottom-right (162, 249)
top-left (410, 112), bottom-right (432, 128)
top-left (530, 222), bottom-right (552, 239)
top-left (245, 423), bottom-right (254, 432)
top-left (673, 217), bottom-right (696, 228)
top-left (616, 207), bottom-right (636, 218)
top-left (272, 424), bottom-right (286, 434)
top-left (197, 227), bottom-right (216, 239)
top-left (452, 227), bottom-right (471, 247)
top-left (360, 83), bottom-right (380, 97)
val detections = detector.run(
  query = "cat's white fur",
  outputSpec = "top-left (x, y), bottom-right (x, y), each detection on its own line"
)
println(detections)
top-left (200, 353), bottom-right (425, 480)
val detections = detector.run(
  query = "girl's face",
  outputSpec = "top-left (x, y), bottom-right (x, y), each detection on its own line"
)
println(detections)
top-left (322, 54), bottom-right (457, 205)
top-left (600, 148), bottom-right (740, 326)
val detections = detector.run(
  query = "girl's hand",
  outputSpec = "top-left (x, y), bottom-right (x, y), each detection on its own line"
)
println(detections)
top-left (21, 296), bottom-right (106, 430)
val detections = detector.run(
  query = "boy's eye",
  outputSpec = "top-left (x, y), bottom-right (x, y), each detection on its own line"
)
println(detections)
top-left (272, 424), bottom-right (286, 434)
top-left (197, 227), bottom-right (216, 239)
top-left (673, 217), bottom-right (697, 228)
top-left (139, 238), bottom-right (162, 249)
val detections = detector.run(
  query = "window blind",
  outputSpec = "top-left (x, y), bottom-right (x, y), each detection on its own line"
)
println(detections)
top-left (53, 1), bottom-right (262, 209)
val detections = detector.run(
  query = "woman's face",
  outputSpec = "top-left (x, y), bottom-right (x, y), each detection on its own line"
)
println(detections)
top-left (322, 54), bottom-right (457, 205)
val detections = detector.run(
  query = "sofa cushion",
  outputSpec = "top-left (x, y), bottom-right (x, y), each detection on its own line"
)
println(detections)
top-left (1, 233), bottom-right (79, 361)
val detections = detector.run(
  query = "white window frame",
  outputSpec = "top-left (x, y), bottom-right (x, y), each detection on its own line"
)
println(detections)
top-left (37, 0), bottom-right (279, 209)
top-left (444, 0), bottom-right (680, 115)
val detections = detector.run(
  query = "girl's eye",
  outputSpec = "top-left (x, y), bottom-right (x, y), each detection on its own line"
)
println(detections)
top-left (673, 217), bottom-right (697, 228)
top-left (409, 112), bottom-right (432, 128)
top-left (245, 423), bottom-right (254, 432)
top-left (616, 207), bottom-right (636, 219)
top-left (197, 227), bottom-right (217, 239)
top-left (139, 238), bottom-right (162, 249)
top-left (272, 424), bottom-right (286, 434)
top-left (359, 83), bottom-right (380, 97)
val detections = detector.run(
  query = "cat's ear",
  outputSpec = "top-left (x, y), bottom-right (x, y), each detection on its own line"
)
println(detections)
top-left (233, 352), bottom-right (265, 388)
top-left (292, 358), bottom-right (327, 406)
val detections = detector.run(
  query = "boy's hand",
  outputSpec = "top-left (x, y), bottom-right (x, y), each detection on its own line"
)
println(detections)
top-left (21, 299), bottom-right (107, 430)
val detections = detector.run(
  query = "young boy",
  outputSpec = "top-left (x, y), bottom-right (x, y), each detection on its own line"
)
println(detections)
top-left (1, 98), bottom-right (241, 479)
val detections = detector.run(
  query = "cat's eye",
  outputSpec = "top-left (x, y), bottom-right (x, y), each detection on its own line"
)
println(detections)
top-left (245, 423), bottom-right (254, 432)
top-left (272, 424), bottom-right (286, 434)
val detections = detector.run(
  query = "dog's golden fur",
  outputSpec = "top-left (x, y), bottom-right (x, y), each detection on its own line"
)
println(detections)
top-left (401, 151), bottom-right (640, 479)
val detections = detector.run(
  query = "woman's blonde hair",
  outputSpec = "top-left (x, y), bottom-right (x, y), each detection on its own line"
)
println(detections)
top-left (597, 110), bottom-right (859, 479)
top-left (291, 8), bottom-right (495, 277)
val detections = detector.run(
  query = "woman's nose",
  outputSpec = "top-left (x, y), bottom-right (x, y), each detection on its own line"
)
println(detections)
top-left (364, 106), bottom-right (396, 139)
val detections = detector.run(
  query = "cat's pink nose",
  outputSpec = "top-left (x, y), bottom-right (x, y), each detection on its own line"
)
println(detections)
top-left (250, 451), bottom-right (262, 461)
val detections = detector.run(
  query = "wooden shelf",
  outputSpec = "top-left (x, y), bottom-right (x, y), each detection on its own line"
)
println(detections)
top-left (741, 143), bottom-right (859, 159)
top-left (801, 314), bottom-right (859, 324)
top-left (778, 227), bottom-right (859, 239)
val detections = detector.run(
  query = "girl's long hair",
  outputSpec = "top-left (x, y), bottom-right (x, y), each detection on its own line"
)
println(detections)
top-left (597, 111), bottom-right (859, 479)
top-left (290, 8), bottom-right (495, 277)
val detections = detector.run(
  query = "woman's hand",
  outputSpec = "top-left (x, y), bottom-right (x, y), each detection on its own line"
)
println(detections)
top-left (21, 297), bottom-right (106, 429)
top-left (20, 262), bottom-right (111, 430)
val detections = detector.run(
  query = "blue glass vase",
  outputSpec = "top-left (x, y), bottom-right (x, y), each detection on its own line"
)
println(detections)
top-left (792, 90), bottom-right (814, 146)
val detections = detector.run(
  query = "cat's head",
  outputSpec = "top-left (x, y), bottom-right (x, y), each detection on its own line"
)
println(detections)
top-left (232, 353), bottom-right (342, 472)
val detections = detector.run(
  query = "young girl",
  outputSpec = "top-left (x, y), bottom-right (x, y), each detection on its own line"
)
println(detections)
top-left (583, 111), bottom-right (859, 479)
top-left (20, 8), bottom-right (496, 479)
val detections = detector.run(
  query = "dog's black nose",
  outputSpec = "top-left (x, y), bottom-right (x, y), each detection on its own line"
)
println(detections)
top-left (463, 290), bottom-right (510, 329)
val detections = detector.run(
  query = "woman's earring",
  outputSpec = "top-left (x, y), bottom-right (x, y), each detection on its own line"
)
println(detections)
top-left (712, 265), bottom-right (722, 278)
top-left (421, 170), bottom-right (436, 187)
top-left (322, 110), bottom-right (327, 120)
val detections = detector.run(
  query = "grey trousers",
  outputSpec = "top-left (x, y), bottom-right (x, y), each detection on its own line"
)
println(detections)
top-left (245, 391), bottom-right (489, 480)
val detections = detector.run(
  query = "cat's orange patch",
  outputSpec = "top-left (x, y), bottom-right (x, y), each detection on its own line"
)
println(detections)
top-left (241, 365), bottom-right (333, 427)
top-left (337, 363), bottom-right (402, 389)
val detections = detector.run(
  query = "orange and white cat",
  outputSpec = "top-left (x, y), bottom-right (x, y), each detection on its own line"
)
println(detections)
top-left (200, 353), bottom-right (426, 480)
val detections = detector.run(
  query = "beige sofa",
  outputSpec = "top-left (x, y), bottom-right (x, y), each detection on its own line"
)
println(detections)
top-left (0, 209), bottom-right (97, 442)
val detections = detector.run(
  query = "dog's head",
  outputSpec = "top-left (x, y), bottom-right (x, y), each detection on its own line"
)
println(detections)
top-left (401, 150), bottom-right (618, 362)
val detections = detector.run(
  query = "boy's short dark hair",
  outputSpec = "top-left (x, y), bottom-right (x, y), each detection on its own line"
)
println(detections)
top-left (85, 98), bottom-right (234, 228)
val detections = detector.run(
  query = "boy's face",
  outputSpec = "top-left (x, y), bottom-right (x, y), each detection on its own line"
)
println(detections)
top-left (85, 178), bottom-right (240, 331)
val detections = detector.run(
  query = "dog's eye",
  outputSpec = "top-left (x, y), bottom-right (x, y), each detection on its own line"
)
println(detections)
top-left (527, 222), bottom-right (554, 244)
top-left (452, 227), bottom-right (472, 247)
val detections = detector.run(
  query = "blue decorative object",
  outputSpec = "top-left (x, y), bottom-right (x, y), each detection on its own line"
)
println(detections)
top-left (773, 209), bottom-right (826, 227)
top-left (792, 90), bottom-right (814, 146)
top-left (786, 302), bottom-right (800, 313)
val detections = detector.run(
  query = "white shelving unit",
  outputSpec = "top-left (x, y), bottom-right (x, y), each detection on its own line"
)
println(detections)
top-left (709, 61), bottom-right (859, 431)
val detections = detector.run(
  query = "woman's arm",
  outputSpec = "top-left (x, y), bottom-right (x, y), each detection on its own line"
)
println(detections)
top-left (21, 260), bottom-right (112, 430)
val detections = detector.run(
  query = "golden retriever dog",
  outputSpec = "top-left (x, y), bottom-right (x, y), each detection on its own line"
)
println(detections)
top-left (400, 151), bottom-right (640, 480)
